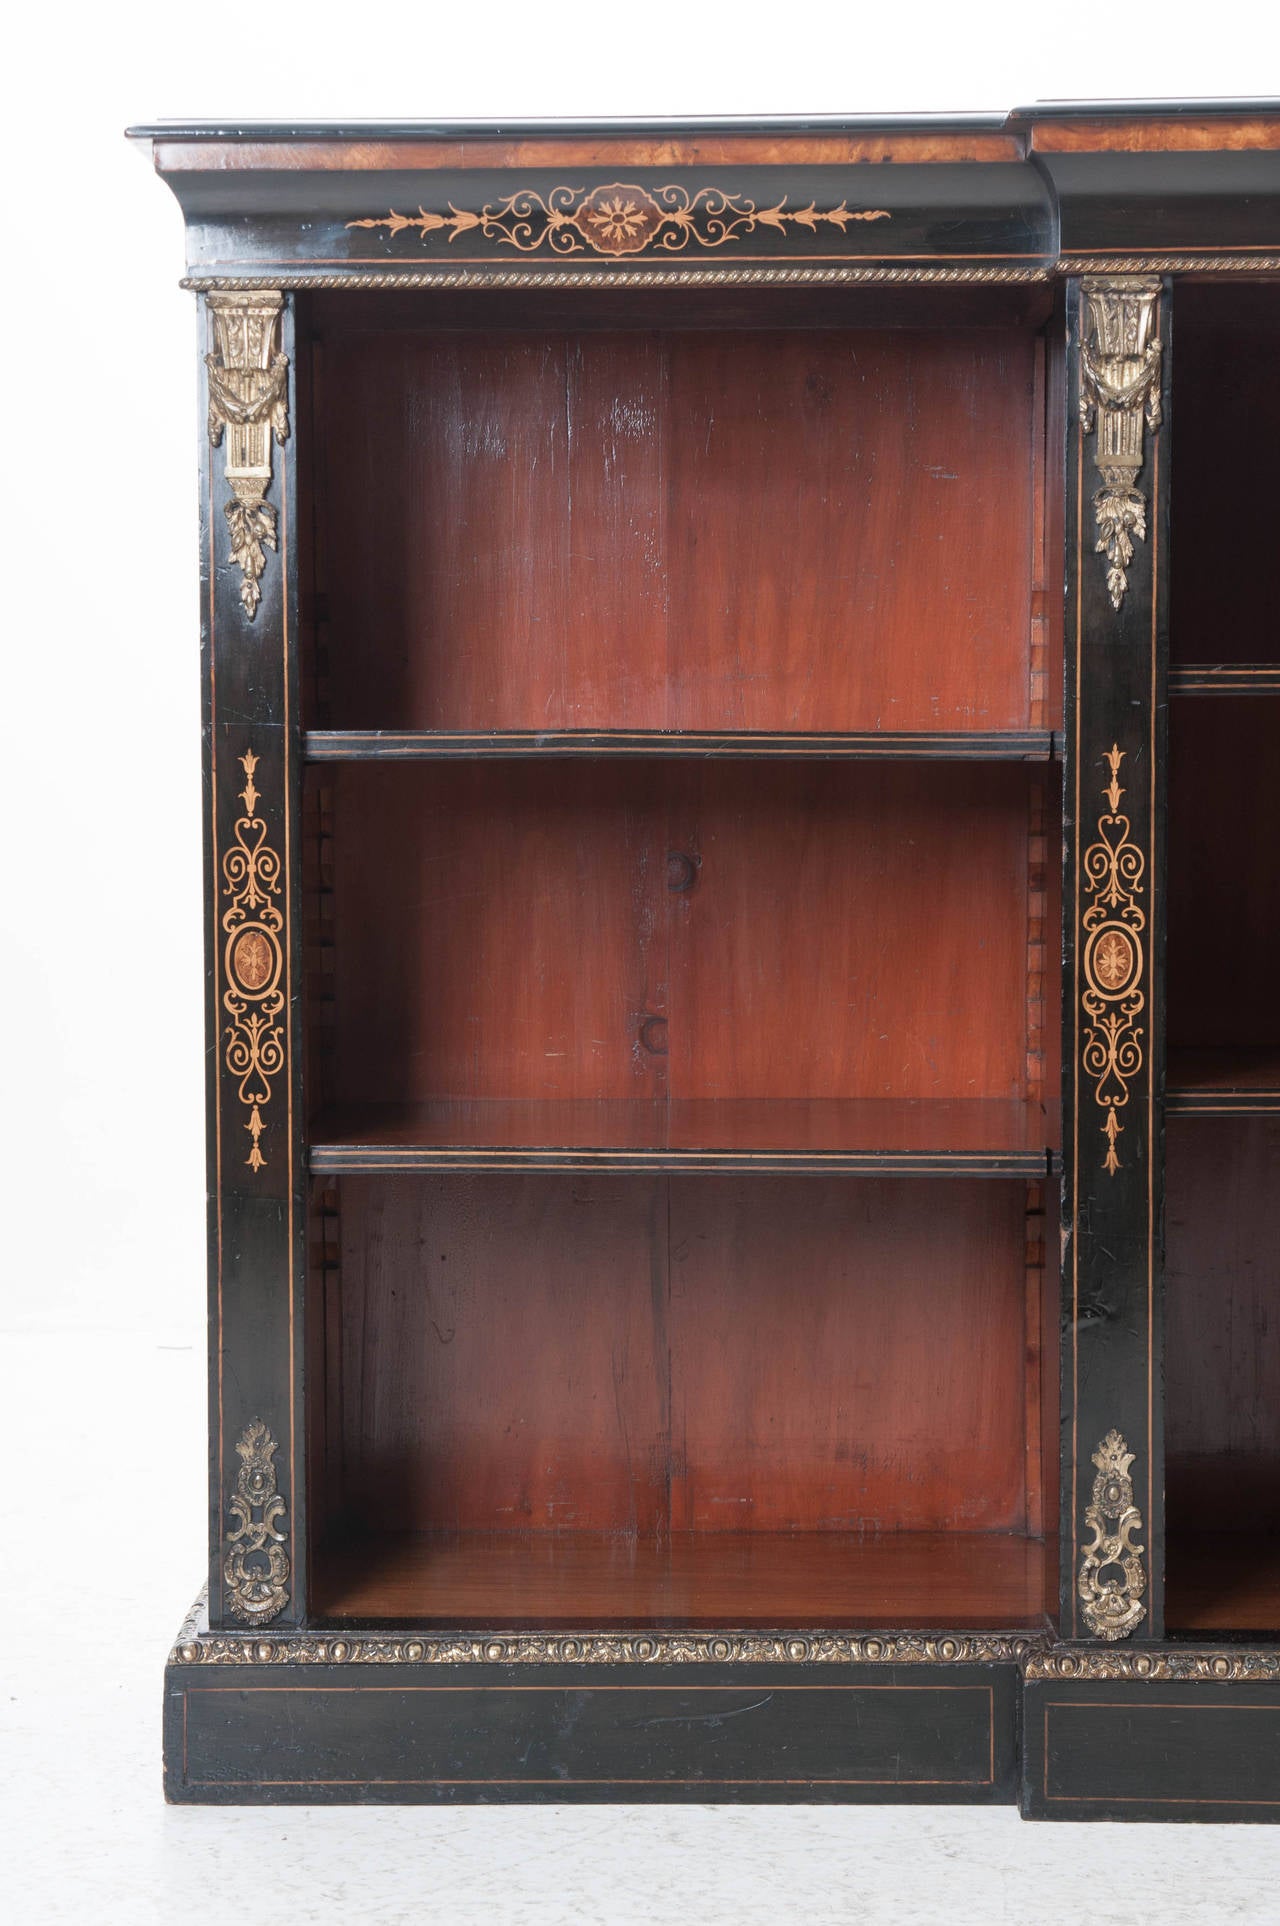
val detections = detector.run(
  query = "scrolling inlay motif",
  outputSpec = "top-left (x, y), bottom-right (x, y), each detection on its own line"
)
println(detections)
top-left (222, 750), bottom-right (285, 1172)
top-left (206, 292), bottom-right (290, 618)
top-left (1078, 1429), bottom-right (1147, 1642)
top-left (1081, 745), bottom-right (1146, 1175)
top-left (348, 184), bottom-right (890, 257)
top-left (223, 1420), bottom-right (290, 1624)
top-left (1079, 275), bottom-right (1162, 611)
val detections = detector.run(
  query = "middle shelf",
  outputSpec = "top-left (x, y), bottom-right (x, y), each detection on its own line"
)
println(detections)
top-left (304, 759), bottom-right (1059, 1171)
top-left (306, 729), bottom-right (1060, 763)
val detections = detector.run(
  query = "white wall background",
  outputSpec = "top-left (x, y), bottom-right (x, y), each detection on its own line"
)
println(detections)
top-left (4, 9), bottom-right (1280, 1920)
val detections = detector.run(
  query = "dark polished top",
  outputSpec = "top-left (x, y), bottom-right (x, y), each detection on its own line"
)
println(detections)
top-left (127, 100), bottom-right (1280, 141)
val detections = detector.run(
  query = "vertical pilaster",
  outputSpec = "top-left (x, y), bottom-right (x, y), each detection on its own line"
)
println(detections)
top-left (1061, 275), bottom-right (1170, 1642)
top-left (200, 291), bottom-right (307, 1630)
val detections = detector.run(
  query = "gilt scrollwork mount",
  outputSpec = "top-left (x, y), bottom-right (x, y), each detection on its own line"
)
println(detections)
top-left (1079, 275), bottom-right (1162, 611)
top-left (223, 1419), bottom-right (290, 1624)
top-left (206, 291), bottom-right (290, 618)
top-left (1078, 1429), bottom-right (1147, 1641)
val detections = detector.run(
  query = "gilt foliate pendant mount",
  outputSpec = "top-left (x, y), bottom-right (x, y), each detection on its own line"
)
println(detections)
top-left (348, 182), bottom-right (890, 259)
top-left (206, 292), bottom-right (290, 618)
top-left (1079, 275), bottom-right (1162, 611)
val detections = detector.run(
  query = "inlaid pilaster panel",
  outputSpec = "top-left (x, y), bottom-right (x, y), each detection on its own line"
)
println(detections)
top-left (200, 291), bottom-right (307, 1629)
top-left (1060, 275), bottom-right (1170, 1640)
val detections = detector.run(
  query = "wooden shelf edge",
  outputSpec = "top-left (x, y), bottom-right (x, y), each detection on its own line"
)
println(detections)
top-left (1166, 1092), bottom-right (1280, 1115)
top-left (306, 727), bottom-right (1060, 763)
top-left (309, 1146), bottom-right (1058, 1176)
top-left (1170, 664), bottom-right (1280, 694)
top-left (1166, 1049), bottom-right (1280, 1114)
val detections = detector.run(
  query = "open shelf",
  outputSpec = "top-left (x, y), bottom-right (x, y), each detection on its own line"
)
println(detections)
top-left (1166, 1049), bottom-right (1280, 1116)
top-left (306, 728), bottom-right (1059, 763)
top-left (306, 323), bottom-right (1054, 737)
top-left (1164, 1116), bottom-right (1280, 1637)
top-left (308, 1170), bottom-right (1058, 1633)
top-left (310, 1097), bottom-right (1056, 1175)
top-left (313, 1529), bottom-right (1051, 1630)
top-left (1167, 1535), bottom-right (1280, 1637)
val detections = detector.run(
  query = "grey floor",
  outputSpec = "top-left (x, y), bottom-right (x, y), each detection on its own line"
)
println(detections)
top-left (6, 1330), bottom-right (1279, 1924)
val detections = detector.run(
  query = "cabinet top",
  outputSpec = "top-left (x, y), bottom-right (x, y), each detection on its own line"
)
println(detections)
top-left (127, 100), bottom-right (1280, 141)
top-left (129, 102), bottom-right (1280, 284)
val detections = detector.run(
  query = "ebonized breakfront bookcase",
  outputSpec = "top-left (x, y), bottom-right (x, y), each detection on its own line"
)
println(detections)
top-left (134, 102), bottom-right (1280, 1818)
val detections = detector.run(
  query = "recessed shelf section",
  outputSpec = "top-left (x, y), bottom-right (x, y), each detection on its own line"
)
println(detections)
top-left (306, 728), bottom-right (1060, 763)
top-left (1170, 665), bottom-right (1280, 695)
top-left (1166, 1049), bottom-right (1280, 1115)
top-left (309, 1098), bottom-right (1058, 1176)
top-left (1167, 1534), bottom-right (1280, 1637)
top-left (313, 1528), bottom-right (1051, 1630)
top-left (309, 325), bottom-right (1052, 737)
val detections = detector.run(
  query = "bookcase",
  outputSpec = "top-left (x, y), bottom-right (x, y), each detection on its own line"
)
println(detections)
top-left (138, 103), bottom-right (1280, 1818)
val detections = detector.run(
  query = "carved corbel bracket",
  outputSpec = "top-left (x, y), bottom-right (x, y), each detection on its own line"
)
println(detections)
top-left (1078, 1428), bottom-right (1147, 1640)
top-left (1079, 275), bottom-right (1162, 611)
top-left (206, 291), bottom-right (290, 619)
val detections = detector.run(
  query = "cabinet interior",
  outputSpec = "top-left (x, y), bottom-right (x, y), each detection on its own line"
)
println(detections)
top-left (1165, 281), bottom-right (1280, 1635)
top-left (302, 291), bottom-right (1064, 1629)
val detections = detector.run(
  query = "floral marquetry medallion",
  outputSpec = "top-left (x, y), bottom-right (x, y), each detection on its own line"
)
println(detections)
top-left (1080, 745), bottom-right (1147, 1174)
top-left (221, 750), bottom-right (285, 1172)
top-left (348, 183), bottom-right (891, 257)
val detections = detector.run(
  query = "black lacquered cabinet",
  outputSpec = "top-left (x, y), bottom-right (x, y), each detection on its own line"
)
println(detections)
top-left (134, 100), bottom-right (1280, 1817)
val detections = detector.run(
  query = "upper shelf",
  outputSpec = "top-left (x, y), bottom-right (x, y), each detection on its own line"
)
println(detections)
top-left (306, 729), bottom-right (1060, 763)
top-left (309, 1098), bottom-right (1059, 1178)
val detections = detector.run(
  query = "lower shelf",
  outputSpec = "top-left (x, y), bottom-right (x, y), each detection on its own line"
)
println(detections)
top-left (312, 1529), bottom-right (1052, 1630)
top-left (1166, 1533), bottom-right (1280, 1635)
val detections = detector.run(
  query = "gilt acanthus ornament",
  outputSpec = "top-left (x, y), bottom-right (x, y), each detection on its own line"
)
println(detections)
top-left (1079, 276), bottom-right (1162, 610)
top-left (206, 292), bottom-right (290, 618)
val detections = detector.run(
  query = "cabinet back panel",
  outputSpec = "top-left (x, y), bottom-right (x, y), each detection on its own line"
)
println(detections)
top-left (1171, 284), bottom-right (1280, 664)
top-left (334, 1173), bottom-right (1035, 1536)
top-left (325, 762), bottom-right (1038, 1104)
top-left (1167, 695), bottom-right (1280, 1053)
top-left (316, 328), bottom-right (1038, 731)
top-left (1165, 1117), bottom-right (1280, 1533)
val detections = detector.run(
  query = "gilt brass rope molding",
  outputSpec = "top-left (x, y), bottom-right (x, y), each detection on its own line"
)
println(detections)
top-left (179, 253), bottom-right (1280, 291)
top-left (182, 264), bottom-right (1053, 290)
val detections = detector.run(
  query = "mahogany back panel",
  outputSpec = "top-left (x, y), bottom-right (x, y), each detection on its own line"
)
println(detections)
top-left (1171, 284), bottom-right (1280, 663)
top-left (316, 327), bottom-right (1040, 731)
top-left (334, 1172), bottom-right (1039, 1538)
top-left (325, 761), bottom-right (1043, 1105)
